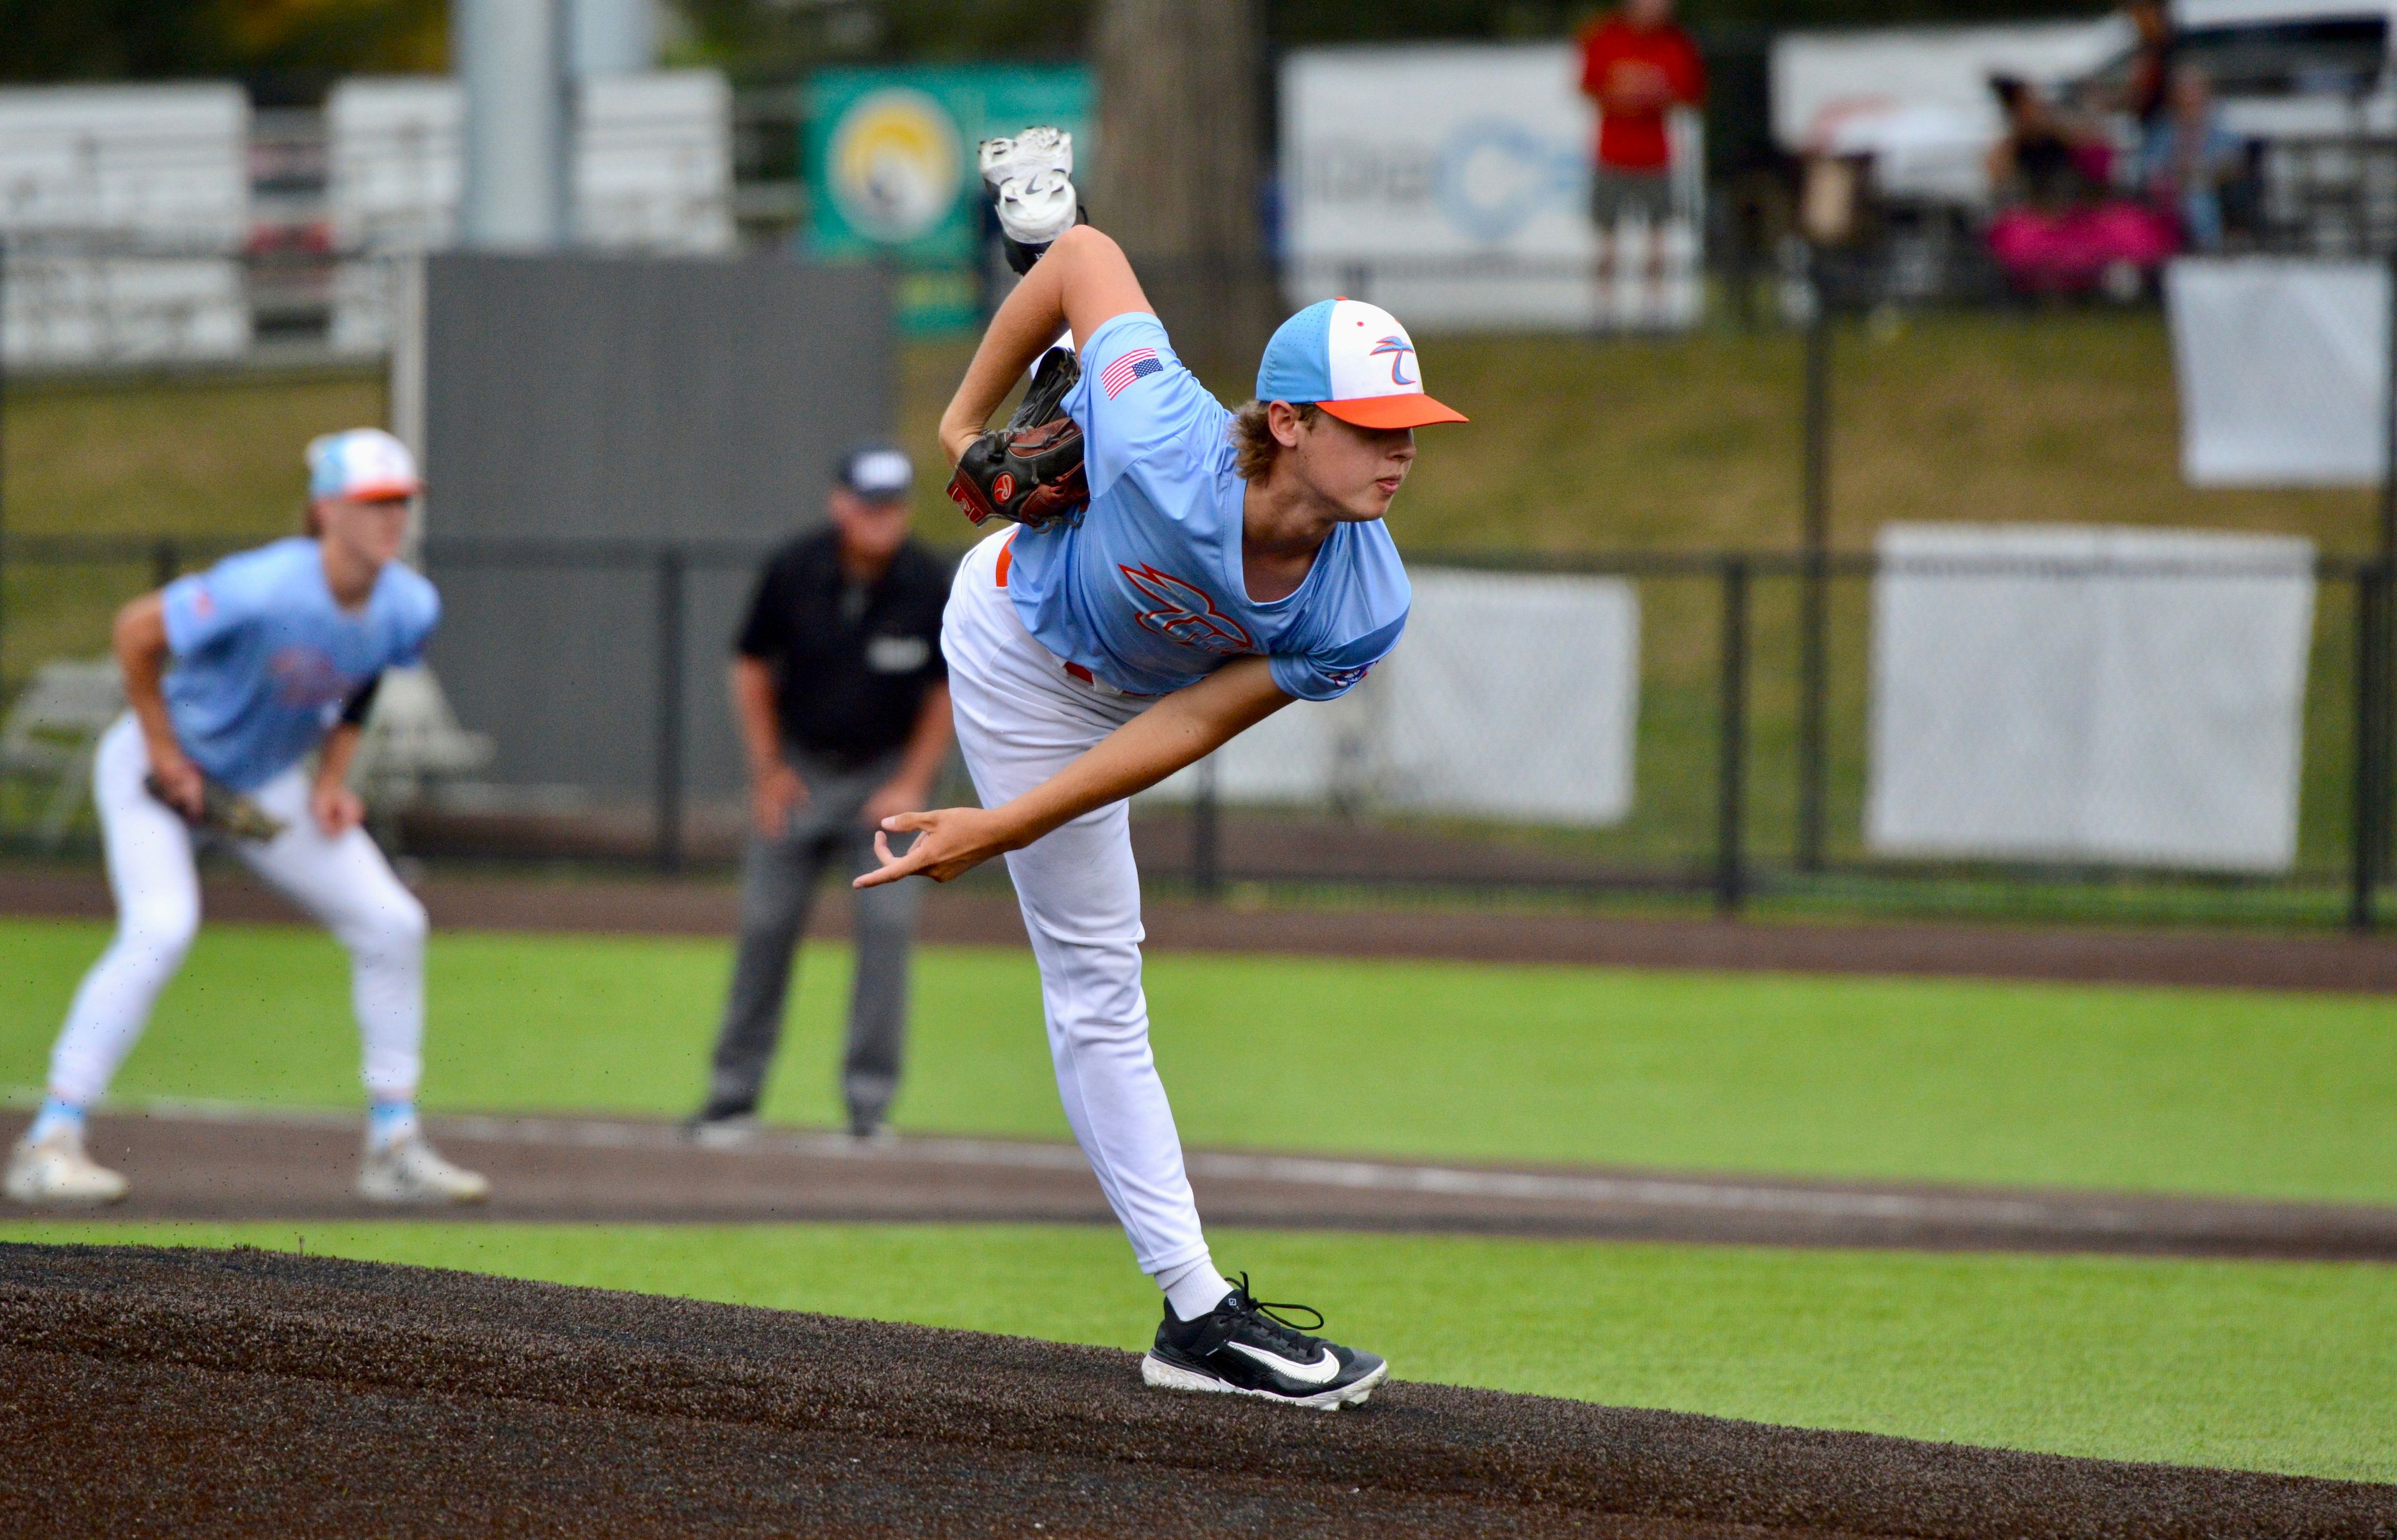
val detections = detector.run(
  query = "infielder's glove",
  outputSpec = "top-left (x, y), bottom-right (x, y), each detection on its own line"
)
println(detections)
top-left (147, 772), bottom-right (288, 843)
top-left (946, 345), bottom-right (1090, 531)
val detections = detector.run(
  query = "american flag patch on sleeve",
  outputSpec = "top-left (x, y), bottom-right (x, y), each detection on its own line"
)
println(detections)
top-left (1101, 348), bottom-right (1164, 399)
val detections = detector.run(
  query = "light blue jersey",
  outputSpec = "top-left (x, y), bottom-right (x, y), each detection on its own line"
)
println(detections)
top-left (159, 537), bottom-right (440, 790)
top-left (1004, 312), bottom-right (1409, 701)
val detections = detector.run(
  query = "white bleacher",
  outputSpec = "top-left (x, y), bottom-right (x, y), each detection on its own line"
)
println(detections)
top-left (0, 84), bottom-right (251, 365)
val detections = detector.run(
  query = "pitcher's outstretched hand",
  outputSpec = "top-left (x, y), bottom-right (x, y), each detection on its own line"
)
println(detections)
top-left (854, 807), bottom-right (1014, 888)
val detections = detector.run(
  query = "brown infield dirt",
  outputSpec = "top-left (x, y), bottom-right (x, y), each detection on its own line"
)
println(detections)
top-left (34, 1105), bottom-right (2397, 1263)
top-left (6, 1243), bottom-right (2395, 1539)
top-left (10, 874), bottom-right (2397, 1531)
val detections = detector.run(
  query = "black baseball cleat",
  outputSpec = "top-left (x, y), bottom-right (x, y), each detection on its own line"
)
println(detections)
top-left (1140, 1274), bottom-right (1388, 1410)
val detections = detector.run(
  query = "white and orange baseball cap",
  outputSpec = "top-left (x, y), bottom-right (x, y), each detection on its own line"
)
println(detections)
top-left (1255, 297), bottom-right (1468, 429)
top-left (306, 428), bottom-right (421, 503)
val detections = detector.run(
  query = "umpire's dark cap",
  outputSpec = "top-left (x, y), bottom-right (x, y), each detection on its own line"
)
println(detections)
top-left (838, 444), bottom-right (914, 503)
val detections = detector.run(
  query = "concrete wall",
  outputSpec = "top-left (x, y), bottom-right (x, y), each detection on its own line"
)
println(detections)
top-left (420, 252), bottom-right (892, 802)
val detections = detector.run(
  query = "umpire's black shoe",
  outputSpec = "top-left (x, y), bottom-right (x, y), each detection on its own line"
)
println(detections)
top-left (1140, 1274), bottom-right (1387, 1410)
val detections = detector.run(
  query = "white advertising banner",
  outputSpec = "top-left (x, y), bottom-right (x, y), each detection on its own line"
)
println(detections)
top-left (1866, 524), bottom-right (2316, 873)
top-left (1379, 569), bottom-right (1639, 825)
top-left (1147, 567), bottom-right (1640, 828)
top-left (1279, 44), bottom-right (1700, 331)
top-left (1769, 21), bottom-right (2124, 202)
top-left (2166, 257), bottom-right (2387, 486)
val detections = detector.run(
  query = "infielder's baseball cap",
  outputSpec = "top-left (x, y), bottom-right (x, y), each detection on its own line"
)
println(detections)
top-left (306, 428), bottom-right (421, 503)
top-left (1255, 298), bottom-right (1469, 429)
top-left (836, 444), bottom-right (915, 503)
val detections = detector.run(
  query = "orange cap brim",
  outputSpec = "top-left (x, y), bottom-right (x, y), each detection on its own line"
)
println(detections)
top-left (1316, 393), bottom-right (1469, 429)
top-left (328, 479), bottom-right (421, 504)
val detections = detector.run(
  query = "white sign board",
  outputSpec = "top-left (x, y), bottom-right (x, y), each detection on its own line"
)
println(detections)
top-left (2167, 257), bottom-right (2387, 486)
top-left (1866, 524), bottom-right (2315, 873)
top-left (1280, 43), bottom-right (1699, 331)
top-left (2176, 0), bottom-right (2397, 27)
top-left (1148, 566), bottom-right (1641, 828)
top-left (0, 84), bottom-right (250, 364)
top-left (1770, 21), bottom-right (2125, 203)
top-left (1380, 569), bottom-right (1641, 825)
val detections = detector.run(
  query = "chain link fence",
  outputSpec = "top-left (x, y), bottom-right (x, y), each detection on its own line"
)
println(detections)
top-left (5, 534), bottom-right (2389, 929)
top-left (7, 185), bottom-right (2397, 929)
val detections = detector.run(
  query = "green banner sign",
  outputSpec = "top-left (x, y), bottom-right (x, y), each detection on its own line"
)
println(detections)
top-left (805, 64), bottom-right (1093, 335)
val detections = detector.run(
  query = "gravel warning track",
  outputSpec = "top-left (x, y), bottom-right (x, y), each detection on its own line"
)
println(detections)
top-left (4, 1244), bottom-right (2392, 1538)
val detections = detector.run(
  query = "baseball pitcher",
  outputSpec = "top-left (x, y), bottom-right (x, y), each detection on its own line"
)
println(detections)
top-left (858, 130), bottom-right (1466, 1407)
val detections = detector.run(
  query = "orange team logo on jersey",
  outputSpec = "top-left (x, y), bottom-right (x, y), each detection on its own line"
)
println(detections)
top-left (1118, 564), bottom-right (1257, 655)
top-left (268, 645), bottom-right (353, 709)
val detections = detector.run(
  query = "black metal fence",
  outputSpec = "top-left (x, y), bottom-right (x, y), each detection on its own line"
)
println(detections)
top-left (4, 534), bottom-right (2389, 930)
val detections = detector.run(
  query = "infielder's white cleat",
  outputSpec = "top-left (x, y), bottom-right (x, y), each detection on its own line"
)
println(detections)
top-left (4, 1126), bottom-right (129, 1207)
top-left (358, 1132), bottom-right (490, 1205)
top-left (689, 1113), bottom-right (758, 1150)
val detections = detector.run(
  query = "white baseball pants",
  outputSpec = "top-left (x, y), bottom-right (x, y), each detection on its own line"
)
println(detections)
top-left (942, 531), bottom-right (1211, 1280)
top-left (46, 715), bottom-right (428, 1107)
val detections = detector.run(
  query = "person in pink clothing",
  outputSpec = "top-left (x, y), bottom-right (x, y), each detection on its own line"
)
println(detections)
top-left (1985, 74), bottom-right (2175, 297)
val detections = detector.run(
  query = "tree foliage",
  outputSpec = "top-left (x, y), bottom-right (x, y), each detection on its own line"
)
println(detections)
top-left (7, 0), bottom-right (2119, 92)
top-left (1268, 0), bottom-right (2110, 43)
top-left (0, 0), bottom-right (444, 89)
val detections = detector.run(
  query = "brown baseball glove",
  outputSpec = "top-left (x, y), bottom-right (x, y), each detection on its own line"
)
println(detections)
top-left (946, 346), bottom-right (1090, 532)
top-left (147, 772), bottom-right (289, 843)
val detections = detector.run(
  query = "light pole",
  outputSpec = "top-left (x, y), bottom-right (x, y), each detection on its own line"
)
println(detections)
top-left (455, 0), bottom-right (571, 250)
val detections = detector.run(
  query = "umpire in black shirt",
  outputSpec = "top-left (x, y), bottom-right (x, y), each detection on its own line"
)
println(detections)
top-left (690, 445), bottom-right (953, 1142)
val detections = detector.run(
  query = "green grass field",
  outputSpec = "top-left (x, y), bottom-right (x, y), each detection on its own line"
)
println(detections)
top-left (7, 316), bottom-right (2376, 553)
top-left (4, 1219), bottom-right (2392, 1483)
top-left (4, 915), bottom-right (2395, 1480)
top-left (5, 916), bottom-right (2394, 1202)
top-left (4, 367), bottom-right (387, 540)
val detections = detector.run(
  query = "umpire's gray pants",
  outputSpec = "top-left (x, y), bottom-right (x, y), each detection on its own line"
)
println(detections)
top-left (705, 748), bottom-right (919, 1124)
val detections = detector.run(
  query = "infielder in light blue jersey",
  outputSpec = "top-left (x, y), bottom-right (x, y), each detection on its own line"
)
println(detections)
top-left (856, 132), bottom-right (1465, 1409)
top-left (161, 529), bottom-right (439, 792)
top-left (6, 429), bottom-right (489, 1209)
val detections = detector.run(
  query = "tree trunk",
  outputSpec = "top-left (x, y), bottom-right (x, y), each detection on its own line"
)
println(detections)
top-left (1087, 0), bottom-right (1270, 387)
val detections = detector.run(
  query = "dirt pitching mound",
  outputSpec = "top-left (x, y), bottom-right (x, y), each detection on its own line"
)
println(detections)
top-left (4, 1245), bottom-right (2391, 1538)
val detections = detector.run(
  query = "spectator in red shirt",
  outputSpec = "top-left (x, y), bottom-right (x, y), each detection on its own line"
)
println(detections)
top-left (1579, 0), bottom-right (1705, 320)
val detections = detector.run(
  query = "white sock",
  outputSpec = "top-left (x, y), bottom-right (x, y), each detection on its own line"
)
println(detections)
top-left (1156, 1255), bottom-right (1234, 1323)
